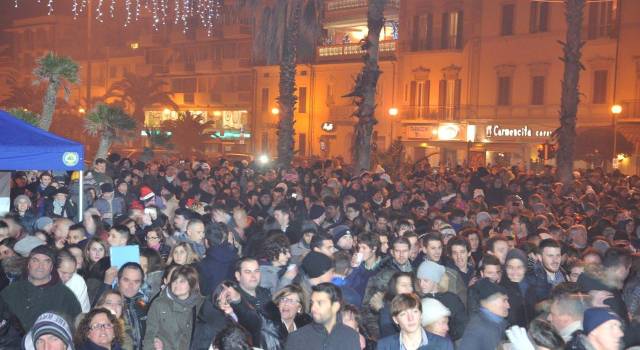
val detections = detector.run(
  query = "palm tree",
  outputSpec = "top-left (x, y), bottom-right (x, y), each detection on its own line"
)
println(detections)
top-left (345, 0), bottom-right (387, 173)
top-left (161, 111), bottom-right (214, 157)
top-left (105, 72), bottom-right (178, 126)
top-left (8, 108), bottom-right (39, 126)
top-left (85, 103), bottom-right (136, 162)
top-left (33, 52), bottom-right (79, 131)
top-left (243, 0), bottom-right (323, 168)
top-left (556, 0), bottom-right (585, 185)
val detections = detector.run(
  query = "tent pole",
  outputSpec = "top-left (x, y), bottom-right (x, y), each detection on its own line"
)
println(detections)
top-left (79, 170), bottom-right (84, 222)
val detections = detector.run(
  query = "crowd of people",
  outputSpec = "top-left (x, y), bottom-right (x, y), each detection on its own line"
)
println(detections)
top-left (1, 153), bottom-right (640, 350)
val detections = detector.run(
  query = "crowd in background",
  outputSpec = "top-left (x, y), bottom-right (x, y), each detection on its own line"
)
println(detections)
top-left (1, 153), bottom-right (640, 350)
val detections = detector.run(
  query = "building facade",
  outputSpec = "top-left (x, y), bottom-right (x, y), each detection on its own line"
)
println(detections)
top-left (253, 0), bottom-right (640, 172)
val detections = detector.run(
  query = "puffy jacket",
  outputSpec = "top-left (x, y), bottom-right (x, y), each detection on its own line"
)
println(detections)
top-left (143, 289), bottom-right (204, 350)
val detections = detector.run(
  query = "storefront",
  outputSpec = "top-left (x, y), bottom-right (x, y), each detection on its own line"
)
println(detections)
top-left (143, 109), bottom-right (251, 154)
top-left (399, 120), bottom-right (557, 168)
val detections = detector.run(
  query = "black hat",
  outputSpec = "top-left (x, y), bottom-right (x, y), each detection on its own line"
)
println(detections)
top-left (301, 251), bottom-right (333, 279)
top-left (100, 183), bottom-right (114, 193)
top-left (308, 205), bottom-right (325, 221)
top-left (577, 273), bottom-right (612, 292)
top-left (475, 278), bottom-right (507, 301)
top-left (29, 245), bottom-right (57, 265)
top-left (54, 187), bottom-right (69, 196)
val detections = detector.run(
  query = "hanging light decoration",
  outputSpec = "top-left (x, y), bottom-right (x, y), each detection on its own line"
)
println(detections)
top-left (19, 0), bottom-right (222, 36)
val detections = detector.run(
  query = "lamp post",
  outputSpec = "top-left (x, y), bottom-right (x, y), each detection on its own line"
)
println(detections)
top-left (612, 104), bottom-right (622, 168)
top-left (388, 107), bottom-right (398, 145)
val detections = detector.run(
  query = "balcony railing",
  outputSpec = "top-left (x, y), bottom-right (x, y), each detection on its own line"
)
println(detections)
top-left (619, 100), bottom-right (640, 120)
top-left (317, 40), bottom-right (396, 61)
top-left (326, 0), bottom-right (399, 11)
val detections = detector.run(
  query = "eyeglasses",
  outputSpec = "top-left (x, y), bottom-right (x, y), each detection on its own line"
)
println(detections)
top-left (279, 297), bottom-right (300, 305)
top-left (90, 323), bottom-right (114, 331)
top-left (147, 236), bottom-right (160, 241)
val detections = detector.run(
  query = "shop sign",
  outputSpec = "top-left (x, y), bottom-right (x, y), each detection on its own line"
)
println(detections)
top-left (485, 124), bottom-right (553, 138)
top-left (405, 125), bottom-right (435, 139)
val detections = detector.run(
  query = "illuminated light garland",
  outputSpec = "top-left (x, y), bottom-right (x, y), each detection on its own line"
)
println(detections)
top-left (15, 0), bottom-right (222, 36)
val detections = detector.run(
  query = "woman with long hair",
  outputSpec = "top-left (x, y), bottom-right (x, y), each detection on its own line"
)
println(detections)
top-left (95, 290), bottom-right (134, 350)
top-left (143, 265), bottom-right (204, 350)
top-left (166, 242), bottom-right (200, 266)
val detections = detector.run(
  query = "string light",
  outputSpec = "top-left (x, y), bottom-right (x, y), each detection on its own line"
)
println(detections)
top-left (15, 0), bottom-right (222, 36)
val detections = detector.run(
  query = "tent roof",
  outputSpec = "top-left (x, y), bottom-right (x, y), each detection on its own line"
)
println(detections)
top-left (0, 109), bottom-right (84, 170)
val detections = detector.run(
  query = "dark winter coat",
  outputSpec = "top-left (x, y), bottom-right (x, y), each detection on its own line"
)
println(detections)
top-left (197, 243), bottom-right (238, 296)
top-left (190, 299), bottom-right (236, 350)
top-left (284, 322), bottom-right (360, 350)
top-left (376, 331), bottom-right (454, 350)
top-left (458, 310), bottom-right (507, 350)
top-left (0, 278), bottom-right (81, 331)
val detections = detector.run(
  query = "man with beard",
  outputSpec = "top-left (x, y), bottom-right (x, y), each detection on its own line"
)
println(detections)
top-left (285, 283), bottom-right (360, 350)
top-left (526, 239), bottom-right (566, 305)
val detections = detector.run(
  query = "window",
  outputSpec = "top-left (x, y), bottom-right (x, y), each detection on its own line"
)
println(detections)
top-left (261, 88), bottom-right (269, 113)
top-left (412, 14), bottom-right (433, 51)
top-left (497, 76), bottom-right (512, 106)
top-left (529, 1), bottom-right (549, 33)
top-left (298, 87), bottom-right (307, 113)
top-left (438, 79), bottom-right (462, 120)
top-left (501, 4), bottom-right (515, 36)
top-left (409, 80), bottom-right (430, 117)
top-left (587, 1), bottom-right (615, 39)
top-left (261, 132), bottom-right (269, 153)
top-left (298, 133), bottom-right (306, 156)
top-left (592, 70), bottom-right (608, 104)
top-left (531, 76), bottom-right (545, 105)
top-left (441, 11), bottom-right (463, 49)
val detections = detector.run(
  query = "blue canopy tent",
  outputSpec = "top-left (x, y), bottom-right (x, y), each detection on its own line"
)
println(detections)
top-left (0, 109), bottom-right (85, 219)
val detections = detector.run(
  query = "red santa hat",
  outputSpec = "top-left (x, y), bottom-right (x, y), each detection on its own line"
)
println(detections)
top-left (140, 186), bottom-right (155, 201)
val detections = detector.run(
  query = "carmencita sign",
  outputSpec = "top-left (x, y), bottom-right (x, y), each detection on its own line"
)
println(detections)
top-left (485, 124), bottom-right (553, 138)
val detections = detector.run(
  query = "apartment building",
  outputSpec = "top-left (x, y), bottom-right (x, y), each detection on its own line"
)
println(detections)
top-left (2, 2), bottom-right (255, 155)
top-left (253, 0), bottom-right (640, 172)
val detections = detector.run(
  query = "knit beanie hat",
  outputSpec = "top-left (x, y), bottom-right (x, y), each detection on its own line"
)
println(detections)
top-left (301, 251), bottom-right (334, 279)
top-left (27, 312), bottom-right (75, 350)
top-left (583, 307), bottom-right (620, 335)
top-left (475, 278), bottom-right (508, 301)
top-left (308, 205), bottom-right (325, 221)
top-left (505, 248), bottom-right (528, 267)
top-left (421, 298), bottom-right (451, 327)
top-left (417, 260), bottom-right (445, 283)
top-left (35, 216), bottom-right (54, 231)
top-left (100, 182), bottom-right (114, 193)
top-left (29, 244), bottom-right (56, 261)
top-left (14, 236), bottom-right (46, 257)
top-left (331, 225), bottom-right (352, 244)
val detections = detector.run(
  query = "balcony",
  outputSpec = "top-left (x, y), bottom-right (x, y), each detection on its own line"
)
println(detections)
top-left (317, 40), bottom-right (396, 62)
top-left (397, 105), bottom-right (470, 121)
top-left (326, 0), bottom-right (399, 11)
top-left (619, 100), bottom-right (640, 120)
top-left (324, 0), bottom-right (399, 26)
top-left (222, 23), bottom-right (252, 39)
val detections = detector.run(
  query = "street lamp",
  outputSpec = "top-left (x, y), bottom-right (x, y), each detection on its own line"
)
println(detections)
top-left (271, 107), bottom-right (280, 115)
top-left (612, 104), bottom-right (622, 166)
top-left (388, 107), bottom-right (398, 143)
top-left (78, 107), bottom-right (86, 115)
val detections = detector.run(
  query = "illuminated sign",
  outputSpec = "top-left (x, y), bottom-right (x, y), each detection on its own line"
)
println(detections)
top-left (437, 124), bottom-right (460, 140)
top-left (485, 125), bottom-right (553, 138)
top-left (321, 122), bottom-right (335, 132)
top-left (211, 131), bottom-right (251, 139)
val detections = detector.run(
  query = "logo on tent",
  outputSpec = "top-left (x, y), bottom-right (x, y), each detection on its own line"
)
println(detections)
top-left (62, 152), bottom-right (79, 167)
